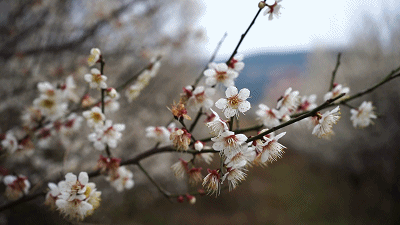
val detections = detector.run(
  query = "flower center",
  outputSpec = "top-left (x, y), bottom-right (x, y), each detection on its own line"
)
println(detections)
top-left (195, 92), bottom-right (205, 103)
top-left (216, 71), bottom-right (227, 82)
top-left (41, 99), bottom-right (55, 109)
top-left (227, 95), bottom-right (241, 109)
top-left (91, 112), bottom-right (103, 122)
top-left (225, 135), bottom-right (238, 147)
top-left (93, 74), bottom-right (103, 83)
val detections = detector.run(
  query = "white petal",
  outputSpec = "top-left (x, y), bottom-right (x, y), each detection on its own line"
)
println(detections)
top-left (205, 77), bottom-right (217, 86)
top-left (215, 99), bottom-right (228, 109)
top-left (238, 88), bottom-right (250, 100)
top-left (235, 134), bottom-right (248, 142)
top-left (84, 74), bottom-right (92, 82)
top-left (212, 142), bottom-right (224, 151)
top-left (238, 101), bottom-right (251, 113)
top-left (261, 151), bottom-right (270, 163)
top-left (78, 172), bottom-right (89, 185)
top-left (204, 69), bottom-right (216, 77)
top-left (224, 107), bottom-right (237, 118)
top-left (225, 86), bottom-right (238, 98)
top-left (91, 68), bottom-right (100, 74)
top-left (216, 63), bottom-right (228, 71)
top-left (65, 173), bottom-right (77, 183)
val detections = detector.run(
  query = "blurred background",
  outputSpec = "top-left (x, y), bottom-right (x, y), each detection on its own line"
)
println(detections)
top-left (1, 0), bottom-right (400, 224)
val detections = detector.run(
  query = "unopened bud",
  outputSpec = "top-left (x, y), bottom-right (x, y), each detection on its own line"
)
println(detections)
top-left (281, 114), bottom-right (291, 123)
top-left (258, 1), bottom-right (266, 9)
top-left (194, 141), bottom-right (204, 151)
top-left (177, 195), bottom-right (184, 203)
top-left (186, 194), bottom-right (196, 205)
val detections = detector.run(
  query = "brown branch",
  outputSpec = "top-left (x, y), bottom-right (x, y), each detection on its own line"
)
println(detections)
top-left (329, 53), bottom-right (342, 91)
top-left (225, 3), bottom-right (264, 64)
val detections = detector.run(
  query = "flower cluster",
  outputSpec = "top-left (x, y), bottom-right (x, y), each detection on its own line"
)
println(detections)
top-left (45, 172), bottom-right (101, 220)
top-left (3, 175), bottom-right (30, 200)
top-left (126, 57), bottom-right (161, 102)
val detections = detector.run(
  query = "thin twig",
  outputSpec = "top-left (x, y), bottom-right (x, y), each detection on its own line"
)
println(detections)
top-left (329, 53), bottom-right (342, 91)
top-left (192, 33), bottom-right (227, 88)
top-left (246, 93), bottom-right (346, 143)
top-left (189, 108), bottom-right (203, 132)
top-left (226, 3), bottom-right (264, 64)
top-left (137, 162), bottom-right (172, 202)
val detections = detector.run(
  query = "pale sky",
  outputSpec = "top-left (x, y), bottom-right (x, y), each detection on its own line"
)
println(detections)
top-left (198, 0), bottom-right (400, 57)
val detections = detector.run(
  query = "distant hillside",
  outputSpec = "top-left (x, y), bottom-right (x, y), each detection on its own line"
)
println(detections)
top-left (233, 52), bottom-right (309, 103)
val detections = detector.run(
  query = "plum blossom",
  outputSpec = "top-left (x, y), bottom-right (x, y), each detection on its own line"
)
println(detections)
top-left (206, 109), bottom-right (229, 137)
top-left (45, 182), bottom-right (61, 209)
top-left (324, 84), bottom-right (350, 102)
top-left (256, 132), bottom-right (286, 163)
top-left (170, 128), bottom-right (191, 151)
top-left (211, 131), bottom-right (247, 158)
top-left (88, 48), bottom-right (101, 66)
top-left (171, 158), bottom-right (188, 180)
top-left (297, 94), bottom-right (317, 112)
top-left (227, 54), bottom-right (245, 72)
top-left (202, 169), bottom-right (221, 196)
top-left (106, 166), bottom-right (134, 192)
top-left (55, 172), bottom-right (101, 220)
top-left (277, 87), bottom-right (300, 114)
top-left (350, 101), bottom-right (377, 128)
top-left (186, 86), bottom-right (215, 112)
top-left (264, 0), bottom-right (283, 20)
top-left (204, 63), bottom-right (238, 87)
top-left (225, 145), bottom-right (256, 169)
top-left (1, 131), bottom-right (18, 154)
top-left (3, 175), bottom-right (30, 200)
top-left (88, 120), bottom-right (125, 150)
top-left (60, 113), bottom-right (83, 135)
top-left (82, 107), bottom-right (105, 129)
top-left (215, 86), bottom-right (251, 118)
top-left (145, 126), bottom-right (171, 144)
top-left (222, 167), bottom-right (247, 191)
top-left (84, 68), bottom-right (107, 89)
top-left (256, 104), bottom-right (281, 127)
top-left (312, 106), bottom-right (341, 139)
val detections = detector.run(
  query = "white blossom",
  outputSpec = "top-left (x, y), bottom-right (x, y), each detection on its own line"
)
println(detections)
top-left (55, 172), bottom-right (101, 220)
top-left (82, 107), bottom-right (105, 129)
top-left (204, 63), bottom-right (238, 87)
top-left (88, 120), bottom-right (125, 150)
top-left (202, 169), bottom-right (221, 196)
top-left (61, 76), bottom-right (80, 103)
top-left (222, 168), bottom-right (247, 191)
top-left (263, 0), bottom-right (283, 20)
top-left (256, 104), bottom-right (281, 127)
top-left (225, 145), bottom-right (256, 169)
top-left (215, 86), bottom-right (251, 118)
top-left (277, 87), bottom-right (300, 114)
top-left (312, 106), bottom-right (341, 139)
top-left (350, 101), bottom-right (377, 128)
top-left (324, 84), bottom-right (350, 102)
top-left (187, 86), bottom-right (215, 112)
top-left (88, 48), bottom-right (101, 66)
top-left (258, 132), bottom-right (286, 163)
top-left (60, 113), bottom-right (83, 135)
top-left (146, 126), bottom-right (171, 144)
top-left (228, 54), bottom-right (245, 72)
top-left (1, 131), bottom-right (18, 154)
top-left (206, 108), bottom-right (229, 136)
top-left (3, 175), bottom-right (30, 200)
top-left (84, 68), bottom-right (107, 89)
top-left (171, 159), bottom-right (188, 180)
top-left (297, 94), bottom-right (317, 112)
top-left (211, 131), bottom-right (247, 158)
top-left (107, 166), bottom-right (134, 192)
